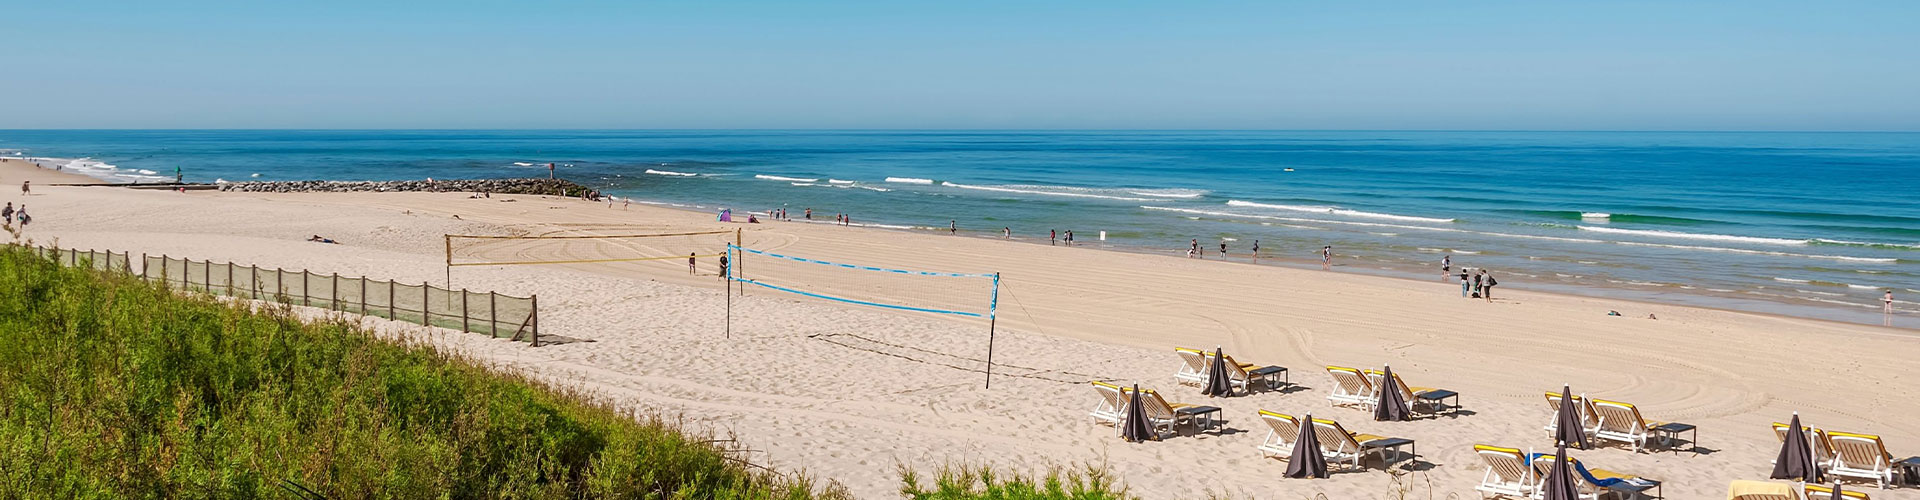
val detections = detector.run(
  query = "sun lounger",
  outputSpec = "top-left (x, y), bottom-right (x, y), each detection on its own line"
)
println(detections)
top-left (1472, 444), bottom-right (1535, 499)
top-left (1805, 484), bottom-right (1872, 500)
top-left (1256, 410), bottom-right (1301, 459)
top-left (1326, 366), bottom-right (1376, 410)
top-left (1591, 399), bottom-right (1686, 452)
top-left (1365, 368), bottom-right (1458, 414)
top-left (1088, 381), bottom-right (1124, 425)
top-left (1771, 421), bottom-right (1836, 471)
top-left (1308, 417), bottom-right (1410, 471)
top-left (1726, 480), bottom-right (1799, 500)
top-left (1545, 392), bottom-right (1600, 439)
top-left (1119, 386), bottom-right (1197, 439)
top-left (1174, 348), bottom-right (1208, 386)
top-left (1530, 454), bottom-right (1661, 500)
top-left (1827, 431), bottom-right (1904, 489)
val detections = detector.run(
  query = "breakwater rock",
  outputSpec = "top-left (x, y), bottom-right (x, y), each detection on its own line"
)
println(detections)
top-left (216, 178), bottom-right (594, 197)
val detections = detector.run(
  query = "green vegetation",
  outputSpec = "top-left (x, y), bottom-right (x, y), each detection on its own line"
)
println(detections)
top-left (899, 464), bottom-right (1134, 500)
top-left (0, 247), bottom-right (841, 499)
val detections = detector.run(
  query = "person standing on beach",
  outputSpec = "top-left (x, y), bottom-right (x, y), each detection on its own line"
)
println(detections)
top-left (1065, 230), bottom-right (1073, 246)
top-left (1220, 239), bottom-right (1228, 257)
top-left (805, 208), bottom-right (812, 220)
top-left (688, 253), bottom-right (697, 275)
top-left (1482, 270), bottom-right (1497, 302)
top-left (1251, 240), bottom-right (1259, 258)
top-left (1003, 227), bottom-right (1010, 239)
top-left (950, 220), bottom-right (957, 234)
top-left (1, 203), bottom-right (12, 225)
top-left (1441, 254), bottom-right (1451, 280)
top-left (1190, 239), bottom-right (1199, 259)
top-left (718, 254), bottom-right (729, 281)
top-left (547, 162), bottom-right (556, 179)
top-left (1321, 245), bottom-right (1332, 270)
top-left (1471, 270), bottom-right (1482, 298)
top-left (1050, 229), bottom-right (1057, 245)
top-left (1460, 270), bottom-right (1472, 297)
top-left (20, 180), bottom-right (29, 196)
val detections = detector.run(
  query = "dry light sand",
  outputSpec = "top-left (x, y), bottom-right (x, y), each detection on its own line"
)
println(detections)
top-left (6, 157), bottom-right (1917, 499)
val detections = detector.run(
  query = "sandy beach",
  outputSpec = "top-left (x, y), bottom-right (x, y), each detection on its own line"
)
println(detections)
top-left (10, 157), bottom-right (1917, 498)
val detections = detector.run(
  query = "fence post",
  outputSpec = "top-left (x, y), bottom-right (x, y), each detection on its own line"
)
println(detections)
top-left (141, 253), bottom-right (147, 282)
top-left (387, 280), bottom-right (395, 320)
top-left (331, 273), bottom-right (340, 311)
top-left (421, 282), bottom-right (430, 327)
top-left (530, 295), bottom-right (540, 347)
top-left (227, 262), bottom-right (234, 297)
top-left (302, 271), bottom-right (310, 307)
top-left (489, 292), bottom-right (498, 338)
top-left (160, 255), bottom-right (168, 289)
top-left (460, 289), bottom-right (469, 333)
top-left (359, 276), bottom-right (367, 315)
top-left (204, 258), bottom-right (212, 293)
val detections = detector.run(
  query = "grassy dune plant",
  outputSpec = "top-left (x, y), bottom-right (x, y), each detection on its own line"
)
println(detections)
top-left (0, 247), bottom-right (839, 499)
top-left (899, 463), bottom-right (1134, 500)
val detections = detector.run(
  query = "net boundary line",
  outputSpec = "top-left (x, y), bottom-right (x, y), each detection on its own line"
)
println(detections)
top-left (732, 277), bottom-right (985, 317)
top-left (451, 253), bottom-right (725, 267)
top-left (730, 245), bottom-right (994, 278)
top-left (447, 230), bottom-right (735, 240)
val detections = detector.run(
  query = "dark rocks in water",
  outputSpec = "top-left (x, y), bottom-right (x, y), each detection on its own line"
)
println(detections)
top-left (217, 178), bottom-right (594, 197)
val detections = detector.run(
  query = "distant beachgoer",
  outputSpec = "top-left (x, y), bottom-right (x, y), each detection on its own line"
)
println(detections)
top-left (747, 214), bottom-right (759, 223)
top-left (1220, 240), bottom-right (1227, 257)
top-left (1, 202), bottom-right (12, 223)
top-left (623, 198), bottom-right (630, 210)
top-left (1441, 255), bottom-right (1451, 279)
top-left (1646, 313), bottom-right (1657, 320)
top-left (688, 253), bottom-right (697, 275)
top-left (1482, 271), bottom-right (1497, 302)
top-left (950, 220), bottom-right (957, 234)
top-left (307, 235), bottom-right (337, 244)
top-left (1461, 272), bottom-right (1472, 297)
top-left (1251, 240), bottom-right (1259, 257)
top-left (1321, 245), bottom-right (1332, 270)
top-left (805, 208), bottom-right (812, 220)
top-left (20, 180), bottom-right (29, 195)
top-left (1471, 271), bottom-right (1482, 298)
top-left (1003, 227), bottom-right (1010, 239)
top-left (1050, 229), bottom-right (1057, 245)
top-left (1608, 310), bottom-right (1622, 316)
top-left (1065, 230), bottom-right (1073, 246)
top-left (719, 255), bottom-right (730, 281)
top-left (1190, 239), bottom-right (1199, 259)
top-left (14, 206), bottom-right (27, 228)
top-left (547, 162), bottom-right (556, 179)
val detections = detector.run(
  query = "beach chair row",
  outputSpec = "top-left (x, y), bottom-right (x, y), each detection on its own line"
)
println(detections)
top-left (1771, 422), bottom-right (1912, 489)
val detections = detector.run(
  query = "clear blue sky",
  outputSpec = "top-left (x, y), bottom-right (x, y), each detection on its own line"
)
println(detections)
top-left (4, 1), bottom-right (1915, 130)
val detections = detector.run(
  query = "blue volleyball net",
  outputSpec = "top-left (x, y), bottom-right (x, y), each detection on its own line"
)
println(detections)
top-left (726, 244), bottom-right (997, 320)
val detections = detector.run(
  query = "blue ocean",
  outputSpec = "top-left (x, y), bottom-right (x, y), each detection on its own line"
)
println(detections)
top-left (4, 130), bottom-right (1917, 326)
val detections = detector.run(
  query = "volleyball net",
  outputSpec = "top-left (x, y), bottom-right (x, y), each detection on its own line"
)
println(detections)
top-left (725, 244), bottom-right (998, 319)
top-left (724, 243), bottom-right (1005, 387)
top-left (446, 229), bottom-right (737, 268)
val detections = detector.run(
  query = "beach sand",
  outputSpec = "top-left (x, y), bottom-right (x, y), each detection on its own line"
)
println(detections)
top-left (14, 161), bottom-right (1919, 498)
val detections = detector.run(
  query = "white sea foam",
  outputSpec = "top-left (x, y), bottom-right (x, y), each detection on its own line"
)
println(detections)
top-left (645, 169), bottom-right (698, 177)
top-left (857, 186), bottom-right (892, 192)
top-left (1847, 284), bottom-right (1880, 290)
top-left (26, 157), bottom-right (171, 183)
top-left (1226, 200), bottom-right (1456, 223)
top-left (885, 177), bottom-right (936, 184)
top-left (512, 162), bottom-right (534, 167)
top-left (135, 169), bottom-right (158, 175)
top-left (1128, 189), bottom-right (1209, 199)
top-left (1576, 226), bottom-right (1806, 246)
top-left (755, 174), bottom-right (818, 182)
top-left (1616, 241), bottom-right (1896, 263)
top-left (828, 179), bottom-right (856, 184)
top-left (1774, 277), bottom-right (1810, 283)
top-left (250, 173), bottom-right (262, 178)
top-left (942, 182), bottom-right (1153, 201)
top-left (1581, 212), bottom-right (1611, 219)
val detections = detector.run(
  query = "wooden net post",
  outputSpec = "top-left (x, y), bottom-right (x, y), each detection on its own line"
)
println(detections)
top-left (421, 281), bottom-right (430, 326)
top-left (331, 273), bottom-right (340, 310)
top-left (489, 292), bottom-right (498, 337)
top-left (387, 280), bottom-right (395, 320)
top-left (460, 289), bottom-right (469, 333)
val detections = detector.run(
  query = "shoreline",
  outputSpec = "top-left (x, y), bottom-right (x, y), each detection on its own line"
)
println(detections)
top-left (14, 158), bottom-right (1920, 499)
top-left (15, 149), bottom-right (1913, 330)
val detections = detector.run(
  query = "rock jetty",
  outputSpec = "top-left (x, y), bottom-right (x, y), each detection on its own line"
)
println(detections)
top-left (217, 178), bottom-right (594, 197)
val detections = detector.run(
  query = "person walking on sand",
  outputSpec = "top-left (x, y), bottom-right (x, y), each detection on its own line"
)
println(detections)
top-left (1, 202), bottom-right (12, 225)
top-left (718, 254), bottom-right (730, 281)
top-left (1251, 240), bottom-right (1259, 258)
top-left (1482, 270), bottom-right (1498, 302)
top-left (1471, 270), bottom-right (1482, 298)
top-left (1321, 245), bottom-right (1332, 270)
top-left (805, 208), bottom-right (812, 220)
top-left (1441, 254), bottom-right (1451, 280)
top-left (20, 180), bottom-right (29, 196)
top-left (950, 220), bottom-right (957, 234)
top-left (688, 253), bottom-right (697, 275)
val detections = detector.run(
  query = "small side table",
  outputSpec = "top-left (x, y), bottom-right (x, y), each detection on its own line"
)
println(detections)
top-left (1363, 437), bottom-right (1417, 470)
top-left (1176, 406), bottom-right (1223, 433)
top-left (1416, 389), bottom-right (1460, 415)
top-left (1249, 365), bottom-right (1289, 390)
top-left (1651, 422), bottom-right (1697, 453)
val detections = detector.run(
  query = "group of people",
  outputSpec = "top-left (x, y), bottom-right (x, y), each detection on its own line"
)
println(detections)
top-left (1, 201), bottom-right (29, 231)
top-left (1442, 254), bottom-right (1498, 302)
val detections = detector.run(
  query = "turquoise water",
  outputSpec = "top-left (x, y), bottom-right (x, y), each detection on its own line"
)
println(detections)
top-left (4, 130), bottom-right (1916, 326)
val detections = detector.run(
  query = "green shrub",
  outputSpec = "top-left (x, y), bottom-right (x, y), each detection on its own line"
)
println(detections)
top-left (0, 247), bottom-right (841, 499)
top-left (899, 463), bottom-right (1134, 500)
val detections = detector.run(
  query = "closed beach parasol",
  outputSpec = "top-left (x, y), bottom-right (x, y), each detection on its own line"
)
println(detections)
top-left (1540, 444), bottom-right (1580, 500)
top-left (1827, 482), bottom-right (1846, 500)
top-left (1121, 384), bottom-right (1154, 443)
top-left (1202, 347), bottom-right (1232, 397)
top-left (1553, 384), bottom-right (1591, 450)
top-left (1771, 412), bottom-right (1823, 482)
top-left (1374, 365), bottom-right (1410, 421)
top-left (1284, 413), bottom-right (1329, 478)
